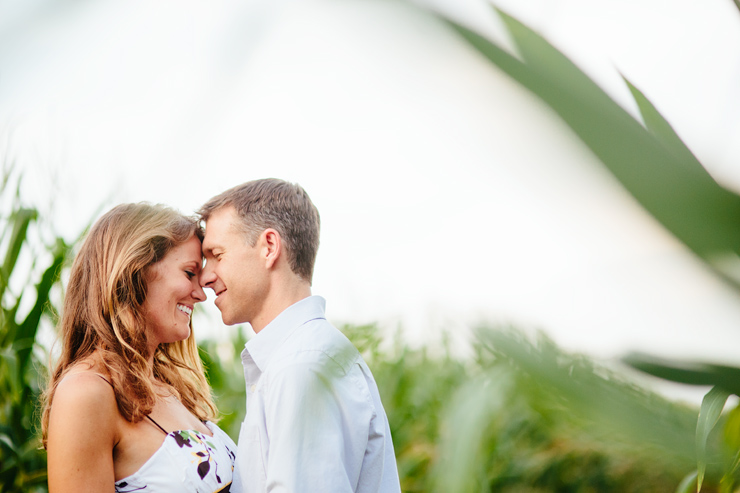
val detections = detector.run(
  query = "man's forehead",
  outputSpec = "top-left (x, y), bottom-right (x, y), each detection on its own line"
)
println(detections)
top-left (203, 207), bottom-right (236, 233)
top-left (202, 209), bottom-right (245, 247)
top-left (205, 205), bottom-right (236, 225)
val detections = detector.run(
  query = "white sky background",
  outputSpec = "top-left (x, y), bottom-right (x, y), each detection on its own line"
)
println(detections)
top-left (3, 0), bottom-right (740, 400)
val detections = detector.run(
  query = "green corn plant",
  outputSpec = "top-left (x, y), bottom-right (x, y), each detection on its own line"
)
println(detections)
top-left (433, 327), bottom-right (706, 493)
top-left (425, 3), bottom-right (740, 491)
top-left (197, 324), bottom-right (250, 440)
top-left (624, 352), bottom-right (740, 492)
top-left (343, 325), bottom-right (468, 493)
top-left (439, 7), bottom-right (740, 284)
top-left (0, 172), bottom-right (71, 493)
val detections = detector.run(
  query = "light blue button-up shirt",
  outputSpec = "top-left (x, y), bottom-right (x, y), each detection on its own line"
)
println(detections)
top-left (231, 296), bottom-right (401, 493)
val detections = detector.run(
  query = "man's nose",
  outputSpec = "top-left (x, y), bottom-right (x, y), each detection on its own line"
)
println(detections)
top-left (200, 261), bottom-right (217, 288)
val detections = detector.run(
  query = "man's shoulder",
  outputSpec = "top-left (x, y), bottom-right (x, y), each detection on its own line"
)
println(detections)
top-left (273, 318), bottom-right (361, 374)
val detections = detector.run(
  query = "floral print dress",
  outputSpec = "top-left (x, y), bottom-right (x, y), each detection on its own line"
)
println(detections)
top-left (115, 419), bottom-right (237, 493)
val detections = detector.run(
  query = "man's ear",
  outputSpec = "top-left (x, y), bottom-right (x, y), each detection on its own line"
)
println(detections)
top-left (261, 229), bottom-right (281, 269)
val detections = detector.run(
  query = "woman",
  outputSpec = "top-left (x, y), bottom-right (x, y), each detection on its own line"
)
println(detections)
top-left (41, 203), bottom-right (236, 493)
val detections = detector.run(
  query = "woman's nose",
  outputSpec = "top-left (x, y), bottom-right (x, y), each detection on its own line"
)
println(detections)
top-left (192, 281), bottom-right (207, 302)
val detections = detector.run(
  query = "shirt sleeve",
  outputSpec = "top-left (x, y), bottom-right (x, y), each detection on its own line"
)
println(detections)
top-left (263, 355), bottom-right (375, 492)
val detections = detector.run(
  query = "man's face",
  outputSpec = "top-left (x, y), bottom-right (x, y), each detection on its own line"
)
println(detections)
top-left (200, 206), bottom-right (268, 326)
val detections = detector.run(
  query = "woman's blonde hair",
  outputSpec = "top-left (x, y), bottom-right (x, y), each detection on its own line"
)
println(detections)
top-left (41, 203), bottom-right (217, 447)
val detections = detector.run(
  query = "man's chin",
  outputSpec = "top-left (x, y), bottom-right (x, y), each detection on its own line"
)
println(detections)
top-left (220, 313), bottom-right (237, 326)
top-left (220, 311), bottom-right (246, 327)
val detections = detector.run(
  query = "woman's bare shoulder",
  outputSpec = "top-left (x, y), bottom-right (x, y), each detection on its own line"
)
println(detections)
top-left (51, 362), bottom-right (119, 431)
top-left (56, 354), bottom-right (111, 391)
top-left (47, 362), bottom-right (120, 490)
top-left (56, 370), bottom-right (112, 398)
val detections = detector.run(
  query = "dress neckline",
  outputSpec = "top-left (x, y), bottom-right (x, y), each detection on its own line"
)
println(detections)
top-left (115, 421), bottom-right (223, 484)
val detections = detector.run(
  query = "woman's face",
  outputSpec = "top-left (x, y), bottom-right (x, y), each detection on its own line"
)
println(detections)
top-left (142, 234), bottom-right (206, 349)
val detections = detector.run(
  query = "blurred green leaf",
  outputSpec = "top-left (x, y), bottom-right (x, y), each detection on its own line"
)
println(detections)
top-left (16, 237), bottom-right (68, 371)
top-left (722, 407), bottom-right (740, 484)
top-left (623, 352), bottom-right (740, 395)
top-left (480, 330), bottom-right (698, 467)
top-left (430, 327), bottom-right (699, 492)
top-left (443, 8), bottom-right (740, 289)
top-left (676, 471), bottom-right (698, 493)
top-left (697, 387), bottom-right (730, 491)
top-left (622, 76), bottom-right (698, 165)
top-left (434, 369), bottom-right (510, 492)
top-left (0, 207), bottom-right (36, 298)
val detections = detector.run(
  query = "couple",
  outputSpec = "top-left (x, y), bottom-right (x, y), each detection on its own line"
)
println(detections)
top-left (41, 179), bottom-right (401, 493)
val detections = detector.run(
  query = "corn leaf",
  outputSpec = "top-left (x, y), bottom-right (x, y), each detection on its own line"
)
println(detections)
top-left (696, 387), bottom-right (730, 491)
top-left (622, 76), bottom-right (698, 166)
top-left (0, 208), bottom-right (36, 299)
top-left (443, 9), bottom-right (740, 289)
top-left (15, 238), bottom-right (68, 372)
top-left (623, 352), bottom-right (740, 395)
top-left (675, 471), bottom-right (698, 493)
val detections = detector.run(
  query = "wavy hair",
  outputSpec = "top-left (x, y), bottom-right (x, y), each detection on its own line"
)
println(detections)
top-left (41, 203), bottom-right (217, 447)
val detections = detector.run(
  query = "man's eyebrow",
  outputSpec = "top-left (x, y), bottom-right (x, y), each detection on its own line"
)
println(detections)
top-left (202, 244), bottom-right (219, 256)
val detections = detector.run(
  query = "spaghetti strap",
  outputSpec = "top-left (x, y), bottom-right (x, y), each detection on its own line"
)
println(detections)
top-left (145, 415), bottom-right (169, 435)
top-left (96, 374), bottom-right (168, 435)
top-left (97, 374), bottom-right (114, 387)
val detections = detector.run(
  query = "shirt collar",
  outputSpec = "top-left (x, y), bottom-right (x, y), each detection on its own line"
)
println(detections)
top-left (243, 295), bottom-right (327, 373)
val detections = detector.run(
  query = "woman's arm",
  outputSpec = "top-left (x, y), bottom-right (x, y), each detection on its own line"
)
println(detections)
top-left (47, 372), bottom-right (119, 493)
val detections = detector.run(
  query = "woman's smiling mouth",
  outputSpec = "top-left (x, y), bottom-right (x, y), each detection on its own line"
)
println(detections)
top-left (177, 304), bottom-right (192, 317)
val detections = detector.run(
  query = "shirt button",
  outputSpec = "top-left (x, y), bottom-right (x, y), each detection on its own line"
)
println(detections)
top-left (250, 384), bottom-right (256, 393)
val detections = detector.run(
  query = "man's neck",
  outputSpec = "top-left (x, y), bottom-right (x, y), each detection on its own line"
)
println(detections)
top-left (251, 283), bottom-right (312, 334)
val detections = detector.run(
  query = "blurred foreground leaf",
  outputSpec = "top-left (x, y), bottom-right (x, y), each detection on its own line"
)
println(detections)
top-left (442, 7), bottom-right (740, 289)
top-left (676, 471), bottom-right (699, 493)
top-left (623, 352), bottom-right (740, 395)
top-left (434, 7), bottom-right (740, 488)
top-left (624, 352), bottom-right (740, 491)
top-left (434, 327), bottom-right (701, 492)
top-left (696, 387), bottom-right (730, 492)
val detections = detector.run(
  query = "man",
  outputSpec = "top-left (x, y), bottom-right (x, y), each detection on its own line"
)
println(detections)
top-left (198, 178), bottom-right (401, 493)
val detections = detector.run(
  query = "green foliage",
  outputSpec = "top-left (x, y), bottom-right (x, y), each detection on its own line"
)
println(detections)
top-left (0, 173), bottom-right (71, 493)
top-left (434, 328), bottom-right (703, 492)
top-left (623, 352), bottom-right (740, 491)
top-left (696, 388), bottom-right (731, 491)
top-left (429, 5), bottom-right (740, 490)
top-left (197, 325), bottom-right (250, 440)
top-left (441, 7), bottom-right (740, 290)
top-left (342, 324), bottom-right (467, 492)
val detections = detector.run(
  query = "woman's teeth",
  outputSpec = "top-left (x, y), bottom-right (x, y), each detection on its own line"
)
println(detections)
top-left (177, 304), bottom-right (192, 317)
